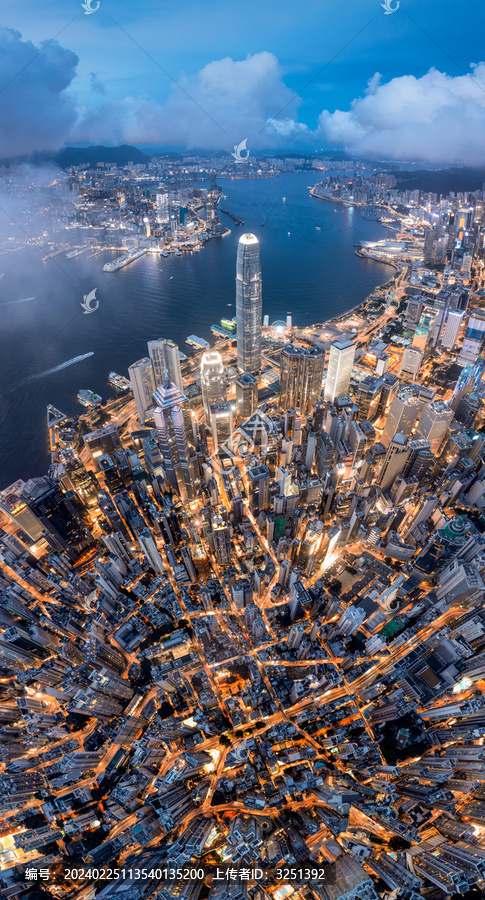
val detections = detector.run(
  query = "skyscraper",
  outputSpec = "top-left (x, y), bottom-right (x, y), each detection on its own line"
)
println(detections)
top-left (236, 233), bottom-right (262, 374)
top-left (21, 477), bottom-right (92, 560)
top-left (400, 347), bottom-right (423, 379)
top-left (377, 433), bottom-right (410, 491)
top-left (200, 351), bottom-right (226, 424)
top-left (279, 344), bottom-right (325, 415)
top-left (129, 357), bottom-right (155, 425)
top-left (441, 308), bottom-right (465, 350)
top-left (209, 402), bottom-right (233, 453)
top-left (415, 401), bottom-right (454, 452)
top-left (153, 379), bottom-right (200, 502)
top-left (412, 307), bottom-right (437, 355)
top-left (148, 339), bottom-right (183, 392)
top-left (324, 339), bottom-right (356, 403)
top-left (381, 388), bottom-right (423, 447)
top-left (458, 309), bottom-right (485, 365)
top-left (235, 373), bottom-right (258, 420)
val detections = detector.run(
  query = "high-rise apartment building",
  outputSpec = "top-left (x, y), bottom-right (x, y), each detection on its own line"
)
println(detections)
top-left (324, 339), bottom-right (356, 403)
top-left (129, 357), bottom-right (155, 425)
top-left (236, 233), bottom-right (262, 374)
top-left (279, 344), bottom-right (325, 415)
top-left (200, 351), bottom-right (226, 423)
top-left (148, 339), bottom-right (183, 392)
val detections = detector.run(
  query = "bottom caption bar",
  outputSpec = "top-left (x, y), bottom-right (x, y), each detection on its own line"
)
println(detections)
top-left (28, 865), bottom-right (328, 884)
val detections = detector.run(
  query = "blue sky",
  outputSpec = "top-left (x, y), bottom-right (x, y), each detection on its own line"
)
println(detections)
top-left (1, 0), bottom-right (484, 162)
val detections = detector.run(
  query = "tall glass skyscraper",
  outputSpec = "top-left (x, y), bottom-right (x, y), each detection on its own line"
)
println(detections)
top-left (236, 233), bottom-right (262, 374)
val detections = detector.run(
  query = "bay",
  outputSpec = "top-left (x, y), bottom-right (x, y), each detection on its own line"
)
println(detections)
top-left (0, 171), bottom-right (391, 486)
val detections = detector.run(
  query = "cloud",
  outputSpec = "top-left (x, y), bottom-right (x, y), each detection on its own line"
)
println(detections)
top-left (73, 51), bottom-right (308, 150)
top-left (318, 64), bottom-right (485, 165)
top-left (0, 27), bottom-right (78, 159)
top-left (90, 73), bottom-right (106, 96)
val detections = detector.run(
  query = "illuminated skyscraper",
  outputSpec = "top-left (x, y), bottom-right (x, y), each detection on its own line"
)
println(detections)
top-left (415, 401), bottom-right (454, 453)
top-left (153, 379), bottom-right (200, 502)
top-left (235, 373), bottom-right (258, 420)
top-left (200, 351), bottom-right (226, 423)
top-left (21, 477), bottom-right (92, 561)
top-left (129, 357), bottom-right (155, 425)
top-left (324, 339), bottom-right (356, 402)
top-left (279, 344), bottom-right (325, 415)
top-left (441, 308), bottom-right (465, 350)
top-left (236, 233), bottom-right (262, 374)
top-left (148, 339), bottom-right (183, 392)
top-left (381, 388), bottom-right (422, 447)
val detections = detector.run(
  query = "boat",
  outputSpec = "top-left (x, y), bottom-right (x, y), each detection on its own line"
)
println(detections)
top-left (316, 226), bottom-right (321, 231)
top-left (77, 389), bottom-right (102, 408)
top-left (159, 269), bottom-right (163, 272)
top-left (170, 276), bottom-right (173, 280)
top-left (282, 197), bottom-right (286, 202)
top-left (288, 232), bottom-right (291, 236)
top-left (108, 372), bottom-right (131, 391)
top-left (221, 317), bottom-right (236, 332)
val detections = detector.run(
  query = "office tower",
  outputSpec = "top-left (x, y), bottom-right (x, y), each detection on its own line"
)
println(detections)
top-left (236, 233), bottom-right (262, 373)
top-left (0, 481), bottom-right (44, 542)
top-left (148, 338), bottom-right (183, 392)
top-left (153, 379), bottom-right (200, 503)
top-left (324, 339), bottom-right (356, 402)
top-left (415, 401), bottom-right (454, 453)
top-left (436, 560), bottom-right (484, 605)
top-left (402, 439), bottom-right (433, 481)
top-left (412, 307), bottom-right (437, 355)
top-left (235, 373), bottom-right (258, 420)
top-left (405, 295), bottom-right (424, 328)
top-left (138, 528), bottom-right (165, 574)
top-left (455, 392), bottom-right (481, 427)
top-left (458, 309), bottom-right (485, 365)
top-left (400, 347), bottom-right (423, 379)
top-left (355, 375), bottom-right (383, 421)
top-left (424, 225), bottom-right (448, 265)
top-left (248, 464), bottom-right (270, 514)
top-left (279, 344), bottom-right (325, 415)
top-left (210, 521), bottom-right (232, 566)
top-left (381, 388), bottom-right (422, 447)
top-left (84, 424), bottom-right (121, 463)
top-left (129, 358), bottom-right (155, 426)
top-left (377, 433), bottom-right (410, 491)
top-left (200, 350), bottom-right (226, 423)
top-left (21, 477), bottom-right (92, 561)
top-left (102, 532), bottom-right (133, 565)
top-left (58, 449), bottom-right (98, 508)
top-left (209, 402), bottom-right (233, 453)
top-left (441, 308), bottom-right (465, 350)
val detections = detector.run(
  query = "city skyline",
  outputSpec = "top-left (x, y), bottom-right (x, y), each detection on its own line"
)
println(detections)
top-left (2, 0), bottom-right (485, 897)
